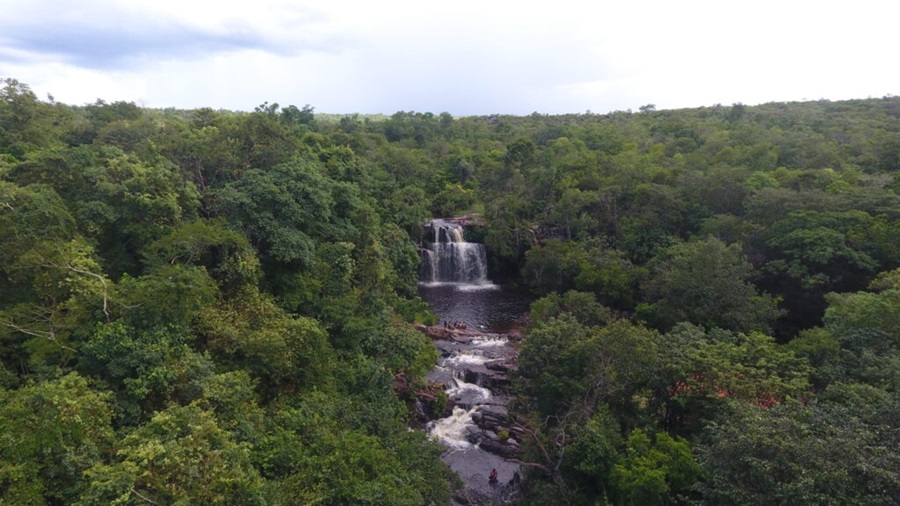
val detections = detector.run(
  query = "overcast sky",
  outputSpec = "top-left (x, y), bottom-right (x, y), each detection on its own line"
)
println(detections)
top-left (1, 0), bottom-right (898, 115)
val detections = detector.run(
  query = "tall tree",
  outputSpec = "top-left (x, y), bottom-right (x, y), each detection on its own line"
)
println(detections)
top-left (638, 237), bottom-right (782, 333)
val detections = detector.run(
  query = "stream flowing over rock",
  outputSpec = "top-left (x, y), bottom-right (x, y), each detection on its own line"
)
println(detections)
top-left (420, 219), bottom-right (489, 284)
top-left (416, 220), bottom-right (531, 505)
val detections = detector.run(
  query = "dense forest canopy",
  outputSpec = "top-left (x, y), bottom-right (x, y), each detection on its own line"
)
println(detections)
top-left (1, 76), bottom-right (898, 504)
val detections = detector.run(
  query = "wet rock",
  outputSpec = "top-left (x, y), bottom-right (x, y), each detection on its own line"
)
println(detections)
top-left (415, 323), bottom-right (456, 341)
top-left (453, 481), bottom-right (521, 506)
top-left (483, 374), bottom-right (509, 390)
top-left (463, 369), bottom-right (482, 385)
top-left (481, 362), bottom-right (514, 390)
top-left (484, 360), bottom-right (518, 383)
top-left (467, 406), bottom-right (522, 459)
top-left (484, 360), bottom-right (511, 372)
top-left (416, 323), bottom-right (499, 344)
top-left (479, 435), bottom-right (522, 459)
top-left (435, 341), bottom-right (455, 356)
top-left (465, 427), bottom-right (522, 459)
top-left (473, 405), bottom-right (509, 428)
top-left (418, 322), bottom-right (526, 502)
top-left (412, 382), bottom-right (453, 422)
top-left (458, 365), bottom-right (511, 392)
top-left (506, 330), bottom-right (524, 341)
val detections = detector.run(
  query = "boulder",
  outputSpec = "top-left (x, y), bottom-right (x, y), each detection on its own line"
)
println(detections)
top-left (472, 405), bottom-right (509, 430)
top-left (467, 427), bottom-right (522, 459)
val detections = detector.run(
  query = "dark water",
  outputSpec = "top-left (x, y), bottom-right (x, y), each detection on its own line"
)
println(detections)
top-left (417, 282), bottom-right (533, 333)
top-left (418, 281), bottom-right (533, 503)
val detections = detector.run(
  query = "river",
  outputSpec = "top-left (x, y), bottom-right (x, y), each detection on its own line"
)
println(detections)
top-left (417, 220), bottom-right (533, 505)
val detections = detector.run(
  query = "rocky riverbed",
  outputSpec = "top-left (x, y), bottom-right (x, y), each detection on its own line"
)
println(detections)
top-left (415, 220), bottom-right (532, 504)
top-left (415, 324), bottom-right (526, 505)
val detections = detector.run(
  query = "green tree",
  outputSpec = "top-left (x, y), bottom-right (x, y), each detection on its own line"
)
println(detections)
top-left (0, 373), bottom-right (115, 505)
top-left (80, 322), bottom-right (214, 423)
top-left (638, 237), bottom-right (782, 333)
top-left (566, 407), bottom-right (623, 500)
top-left (529, 290), bottom-right (613, 328)
top-left (212, 157), bottom-right (353, 268)
top-left (115, 264), bottom-right (218, 328)
top-left (383, 185), bottom-right (431, 239)
top-left (817, 268), bottom-right (900, 389)
top-left (67, 146), bottom-right (201, 276)
top-left (519, 316), bottom-right (662, 419)
top-left (522, 239), bottom-right (583, 294)
top-left (664, 327), bottom-right (811, 432)
top-left (0, 238), bottom-right (110, 370)
top-left (256, 402), bottom-right (454, 506)
top-left (0, 182), bottom-right (75, 273)
top-left (765, 211), bottom-right (879, 291)
top-left (763, 210), bottom-right (881, 335)
top-left (0, 78), bottom-right (69, 158)
top-left (141, 218), bottom-right (259, 295)
top-left (196, 285), bottom-right (332, 395)
top-left (610, 429), bottom-right (698, 506)
top-left (696, 401), bottom-right (900, 506)
top-left (429, 182), bottom-right (476, 218)
top-left (78, 403), bottom-right (266, 506)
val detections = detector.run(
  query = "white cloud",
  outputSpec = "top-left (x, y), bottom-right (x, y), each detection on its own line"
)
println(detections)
top-left (0, 0), bottom-right (897, 114)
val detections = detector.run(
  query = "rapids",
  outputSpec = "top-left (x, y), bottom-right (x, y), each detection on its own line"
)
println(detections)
top-left (418, 220), bottom-right (532, 504)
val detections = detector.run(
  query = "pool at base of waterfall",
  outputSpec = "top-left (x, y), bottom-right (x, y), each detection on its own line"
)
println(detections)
top-left (417, 283), bottom-right (532, 334)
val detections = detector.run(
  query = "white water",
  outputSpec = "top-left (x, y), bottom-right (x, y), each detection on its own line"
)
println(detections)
top-left (446, 373), bottom-right (492, 407)
top-left (471, 336), bottom-right (509, 347)
top-left (428, 407), bottom-right (476, 449)
top-left (456, 282), bottom-right (500, 292)
top-left (420, 220), bottom-right (489, 284)
top-left (428, 374), bottom-right (491, 449)
top-left (443, 350), bottom-right (489, 367)
top-left (419, 281), bottom-right (498, 290)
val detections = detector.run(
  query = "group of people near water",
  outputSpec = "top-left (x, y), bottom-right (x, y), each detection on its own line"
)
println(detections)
top-left (442, 320), bottom-right (467, 330)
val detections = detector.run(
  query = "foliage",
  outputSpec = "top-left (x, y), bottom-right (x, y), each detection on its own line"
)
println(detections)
top-left (637, 237), bottom-right (782, 333)
top-left (3, 80), bottom-right (900, 505)
top-left (256, 395), bottom-right (456, 506)
top-left (610, 429), bottom-right (698, 506)
top-left (0, 373), bottom-right (115, 505)
top-left (80, 322), bottom-right (214, 423)
top-left (77, 403), bottom-right (267, 505)
top-left (212, 158), bottom-right (348, 267)
top-left (696, 401), bottom-right (900, 506)
top-left (196, 284), bottom-right (332, 396)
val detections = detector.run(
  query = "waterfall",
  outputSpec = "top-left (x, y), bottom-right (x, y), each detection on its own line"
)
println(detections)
top-left (420, 219), bottom-right (489, 284)
top-left (417, 238), bottom-right (531, 502)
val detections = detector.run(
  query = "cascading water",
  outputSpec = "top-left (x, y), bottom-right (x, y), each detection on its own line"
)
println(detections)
top-left (420, 220), bottom-right (489, 284)
top-left (417, 219), bottom-right (529, 504)
top-left (425, 335), bottom-right (522, 505)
